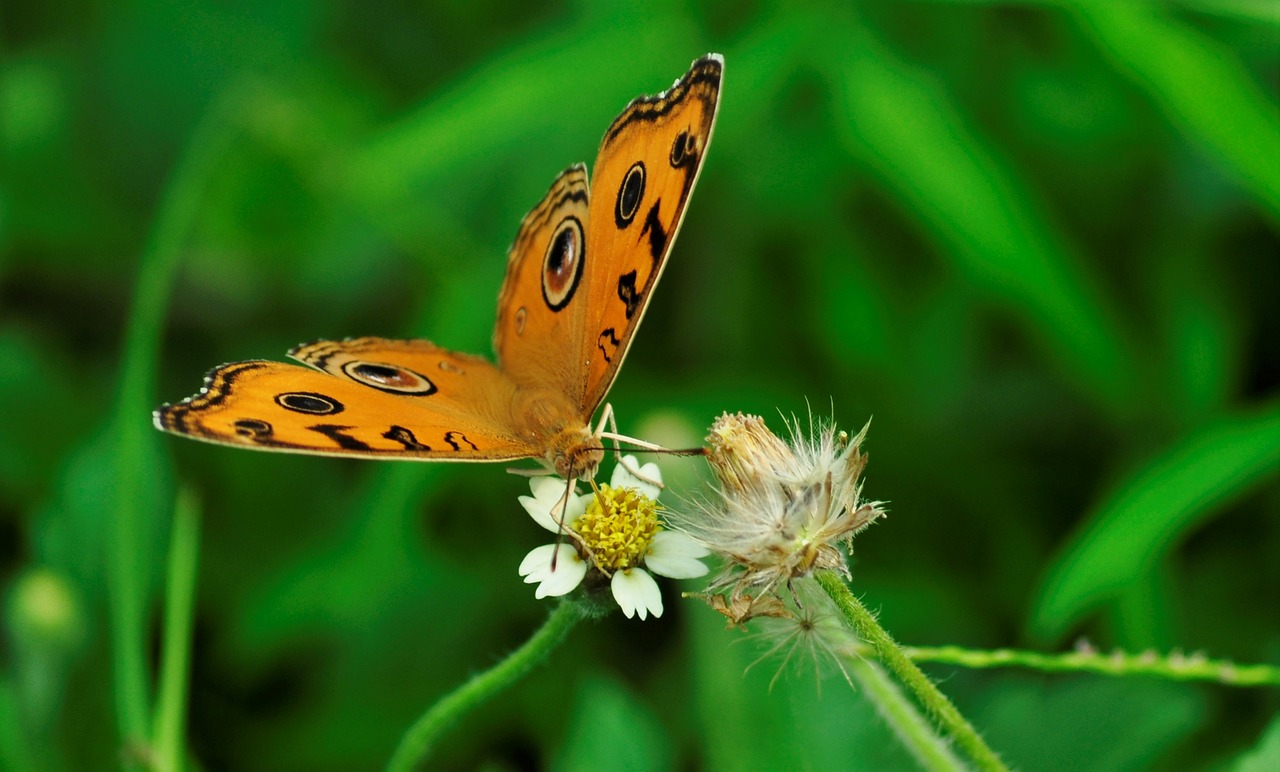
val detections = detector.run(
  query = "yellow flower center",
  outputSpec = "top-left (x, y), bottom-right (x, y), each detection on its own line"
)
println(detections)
top-left (574, 484), bottom-right (660, 572)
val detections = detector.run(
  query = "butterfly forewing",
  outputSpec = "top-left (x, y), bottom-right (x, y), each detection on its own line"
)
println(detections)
top-left (578, 54), bottom-right (722, 414)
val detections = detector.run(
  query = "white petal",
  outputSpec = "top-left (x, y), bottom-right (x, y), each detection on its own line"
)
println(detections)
top-left (611, 568), bottom-right (663, 620)
top-left (530, 476), bottom-right (568, 500)
top-left (520, 477), bottom-right (585, 532)
top-left (518, 544), bottom-right (558, 578)
top-left (643, 531), bottom-right (710, 579)
top-left (518, 495), bottom-right (558, 533)
top-left (518, 543), bottom-right (587, 598)
top-left (611, 456), bottom-right (663, 501)
top-left (536, 555), bottom-right (588, 598)
top-left (651, 529), bottom-right (711, 559)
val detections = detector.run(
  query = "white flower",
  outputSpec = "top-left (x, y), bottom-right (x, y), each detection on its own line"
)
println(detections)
top-left (517, 456), bottom-right (710, 619)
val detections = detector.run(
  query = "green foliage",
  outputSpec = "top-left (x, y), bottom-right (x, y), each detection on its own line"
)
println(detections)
top-left (1233, 713), bottom-right (1280, 772)
top-left (555, 675), bottom-right (673, 772)
top-left (1, 0), bottom-right (1276, 769)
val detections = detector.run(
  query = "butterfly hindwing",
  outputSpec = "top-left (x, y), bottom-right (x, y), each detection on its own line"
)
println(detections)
top-left (491, 165), bottom-right (592, 397)
top-left (290, 337), bottom-right (519, 414)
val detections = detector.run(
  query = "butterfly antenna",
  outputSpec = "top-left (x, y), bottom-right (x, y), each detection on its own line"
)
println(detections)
top-left (549, 472), bottom-right (574, 571)
top-left (583, 446), bottom-right (707, 457)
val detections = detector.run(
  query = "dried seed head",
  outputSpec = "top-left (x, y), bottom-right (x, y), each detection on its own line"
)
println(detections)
top-left (742, 577), bottom-right (864, 691)
top-left (673, 412), bottom-right (886, 623)
top-left (706, 412), bottom-right (796, 496)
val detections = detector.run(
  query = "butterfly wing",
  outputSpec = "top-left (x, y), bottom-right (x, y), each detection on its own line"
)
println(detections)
top-left (578, 54), bottom-right (722, 413)
top-left (492, 165), bottom-right (593, 395)
top-left (154, 339), bottom-right (538, 461)
top-left (157, 57), bottom-right (722, 466)
top-left (490, 55), bottom-right (723, 420)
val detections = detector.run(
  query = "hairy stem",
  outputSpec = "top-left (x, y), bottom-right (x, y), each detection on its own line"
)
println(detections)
top-left (816, 571), bottom-right (1007, 772)
top-left (386, 601), bottom-right (585, 771)
top-left (882, 644), bottom-right (1280, 687)
top-left (846, 658), bottom-right (966, 771)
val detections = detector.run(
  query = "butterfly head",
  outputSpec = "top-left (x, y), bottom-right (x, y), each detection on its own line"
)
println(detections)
top-left (547, 426), bottom-right (605, 480)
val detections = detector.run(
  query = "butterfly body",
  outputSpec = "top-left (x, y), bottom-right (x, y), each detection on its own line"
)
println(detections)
top-left (156, 55), bottom-right (723, 480)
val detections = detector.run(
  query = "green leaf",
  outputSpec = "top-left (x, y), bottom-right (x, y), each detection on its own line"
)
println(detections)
top-left (106, 92), bottom-right (239, 750)
top-left (1031, 402), bottom-right (1280, 640)
top-left (825, 21), bottom-right (1138, 414)
top-left (151, 488), bottom-right (201, 772)
top-left (555, 675), bottom-right (671, 772)
top-left (1232, 713), bottom-right (1280, 772)
top-left (1072, 1), bottom-right (1280, 221)
top-left (975, 675), bottom-right (1205, 771)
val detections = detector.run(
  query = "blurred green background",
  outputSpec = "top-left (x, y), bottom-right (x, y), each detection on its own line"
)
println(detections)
top-left (2, 0), bottom-right (1278, 769)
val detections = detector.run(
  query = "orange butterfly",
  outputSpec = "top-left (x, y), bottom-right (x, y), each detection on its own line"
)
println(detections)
top-left (155, 55), bottom-right (722, 481)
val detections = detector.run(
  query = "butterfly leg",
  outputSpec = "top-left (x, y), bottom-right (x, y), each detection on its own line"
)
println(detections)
top-left (506, 466), bottom-right (555, 478)
top-left (593, 402), bottom-right (632, 474)
top-left (594, 403), bottom-right (665, 490)
top-left (591, 404), bottom-right (616, 453)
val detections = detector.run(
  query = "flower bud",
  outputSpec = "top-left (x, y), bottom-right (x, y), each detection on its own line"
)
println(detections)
top-left (706, 412), bottom-right (795, 494)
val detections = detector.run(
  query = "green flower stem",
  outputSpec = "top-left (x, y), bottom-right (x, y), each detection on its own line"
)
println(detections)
top-left (108, 91), bottom-right (239, 753)
top-left (150, 489), bottom-right (201, 772)
top-left (846, 658), bottom-right (966, 772)
top-left (816, 571), bottom-right (1008, 772)
top-left (883, 644), bottom-right (1280, 687)
top-left (386, 601), bottom-right (586, 772)
top-left (0, 678), bottom-right (34, 772)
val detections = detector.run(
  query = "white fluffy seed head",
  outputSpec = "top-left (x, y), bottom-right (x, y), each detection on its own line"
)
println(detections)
top-left (671, 412), bottom-right (886, 613)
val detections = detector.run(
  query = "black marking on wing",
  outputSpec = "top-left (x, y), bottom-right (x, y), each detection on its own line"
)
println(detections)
top-left (384, 425), bottom-right (431, 451)
top-left (233, 419), bottom-right (274, 440)
top-left (639, 200), bottom-right (667, 263)
top-left (670, 129), bottom-right (696, 168)
top-left (615, 161), bottom-right (646, 229)
top-left (342, 361), bottom-right (438, 396)
top-left (308, 424), bottom-right (372, 451)
top-left (617, 271), bottom-right (640, 320)
top-left (155, 361), bottom-right (270, 434)
top-left (597, 328), bottom-right (620, 363)
top-left (542, 216), bottom-right (586, 313)
top-left (290, 339), bottom-right (345, 370)
top-left (505, 166), bottom-right (590, 261)
top-left (444, 431), bottom-right (479, 451)
top-left (555, 187), bottom-right (589, 208)
top-left (276, 392), bottom-right (344, 415)
top-left (602, 55), bottom-right (722, 145)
